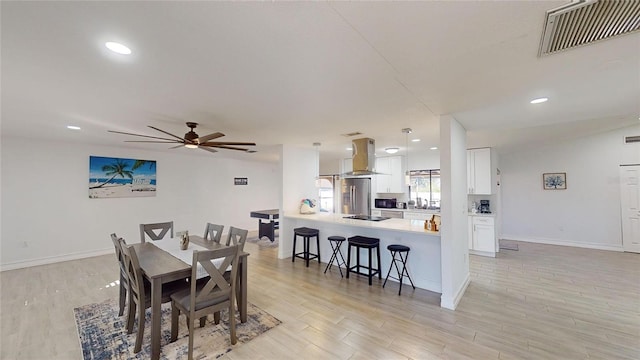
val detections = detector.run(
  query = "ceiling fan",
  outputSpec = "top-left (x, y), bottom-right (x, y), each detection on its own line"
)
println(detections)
top-left (108, 122), bottom-right (256, 153)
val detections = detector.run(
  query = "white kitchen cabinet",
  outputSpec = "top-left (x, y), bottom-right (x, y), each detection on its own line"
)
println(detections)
top-left (371, 209), bottom-right (382, 217)
top-left (376, 156), bottom-right (405, 193)
top-left (342, 158), bottom-right (353, 174)
top-left (469, 215), bottom-right (496, 257)
top-left (467, 148), bottom-right (494, 195)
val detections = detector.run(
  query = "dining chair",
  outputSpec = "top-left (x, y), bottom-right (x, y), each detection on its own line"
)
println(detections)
top-left (203, 223), bottom-right (224, 244)
top-left (119, 238), bottom-right (189, 353)
top-left (170, 245), bottom-right (240, 359)
top-left (110, 233), bottom-right (128, 316)
top-left (225, 226), bottom-right (248, 252)
top-left (139, 221), bottom-right (174, 243)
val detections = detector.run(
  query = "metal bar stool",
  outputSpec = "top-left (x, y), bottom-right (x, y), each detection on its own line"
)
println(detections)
top-left (292, 227), bottom-right (320, 267)
top-left (346, 236), bottom-right (381, 286)
top-left (383, 244), bottom-right (416, 295)
top-left (324, 236), bottom-right (346, 277)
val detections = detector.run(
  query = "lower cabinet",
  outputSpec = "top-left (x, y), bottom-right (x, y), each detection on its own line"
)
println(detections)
top-left (469, 215), bottom-right (496, 257)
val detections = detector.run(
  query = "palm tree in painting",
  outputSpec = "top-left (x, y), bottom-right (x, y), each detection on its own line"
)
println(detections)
top-left (132, 160), bottom-right (155, 171)
top-left (89, 159), bottom-right (134, 189)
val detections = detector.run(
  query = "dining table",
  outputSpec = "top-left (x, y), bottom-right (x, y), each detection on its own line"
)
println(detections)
top-left (250, 209), bottom-right (279, 242)
top-left (132, 235), bottom-right (249, 360)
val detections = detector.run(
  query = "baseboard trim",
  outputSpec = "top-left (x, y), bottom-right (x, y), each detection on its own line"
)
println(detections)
top-left (441, 272), bottom-right (471, 310)
top-left (500, 235), bottom-right (623, 252)
top-left (1, 248), bottom-right (113, 271)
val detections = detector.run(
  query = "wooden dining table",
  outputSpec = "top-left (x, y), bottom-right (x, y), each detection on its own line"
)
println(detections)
top-left (133, 235), bottom-right (249, 360)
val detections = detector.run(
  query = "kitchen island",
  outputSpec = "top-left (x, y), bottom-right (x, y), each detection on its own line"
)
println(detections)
top-left (284, 212), bottom-right (443, 295)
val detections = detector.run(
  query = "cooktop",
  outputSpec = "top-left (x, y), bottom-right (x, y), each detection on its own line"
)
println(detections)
top-left (343, 215), bottom-right (390, 221)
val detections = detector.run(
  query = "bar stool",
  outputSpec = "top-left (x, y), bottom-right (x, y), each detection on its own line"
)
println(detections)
top-left (324, 236), bottom-right (346, 277)
top-left (346, 236), bottom-right (381, 285)
top-left (383, 244), bottom-right (416, 295)
top-left (292, 227), bottom-right (320, 267)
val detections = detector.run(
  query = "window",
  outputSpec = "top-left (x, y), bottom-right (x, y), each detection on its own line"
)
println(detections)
top-left (409, 170), bottom-right (440, 209)
top-left (317, 175), bottom-right (336, 213)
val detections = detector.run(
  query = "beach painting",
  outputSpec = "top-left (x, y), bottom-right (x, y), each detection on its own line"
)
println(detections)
top-left (89, 156), bottom-right (157, 198)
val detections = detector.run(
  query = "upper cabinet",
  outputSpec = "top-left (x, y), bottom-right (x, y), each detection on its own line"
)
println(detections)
top-left (467, 148), bottom-right (495, 195)
top-left (342, 158), bottom-right (353, 174)
top-left (376, 156), bottom-right (405, 193)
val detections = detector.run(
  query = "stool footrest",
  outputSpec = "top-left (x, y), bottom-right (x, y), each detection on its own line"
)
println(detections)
top-left (348, 265), bottom-right (380, 278)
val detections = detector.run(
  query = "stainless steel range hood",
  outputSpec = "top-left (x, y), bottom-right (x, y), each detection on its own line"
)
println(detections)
top-left (343, 138), bottom-right (381, 176)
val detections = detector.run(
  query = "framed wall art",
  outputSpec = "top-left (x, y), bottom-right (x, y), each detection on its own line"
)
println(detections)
top-left (543, 172), bottom-right (566, 190)
top-left (89, 156), bottom-right (157, 198)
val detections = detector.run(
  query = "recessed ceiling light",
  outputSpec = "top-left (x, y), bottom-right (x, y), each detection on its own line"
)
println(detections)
top-left (530, 97), bottom-right (548, 104)
top-left (411, 139), bottom-right (421, 142)
top-left (385, 147), bottom-right (399, 154)
top-left (430, 147), bottom-right (438, 150)
top-left (346, 147), bottom-right (352, 151)
top-left (105, 42), bottom-right (132, 55)
top-left (66, 125), bottom-right (81, 130)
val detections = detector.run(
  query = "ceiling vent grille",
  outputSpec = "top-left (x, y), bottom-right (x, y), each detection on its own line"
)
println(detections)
top-left (625, 135), bottom-right (640, 143)
top-left (539, 0), bottom-right (640, 56)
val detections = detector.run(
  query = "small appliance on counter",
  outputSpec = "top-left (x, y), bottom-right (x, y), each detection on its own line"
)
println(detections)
top-left (374, 198), bottom-right (397, 209)
top-left (479, 200), bottom-right (491, 214)
top-left (396, 202), bottom-right (406, 209)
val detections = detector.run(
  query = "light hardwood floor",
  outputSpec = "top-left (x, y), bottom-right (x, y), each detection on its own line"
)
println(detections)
top-left (1, 240), bottom-right (639, 359)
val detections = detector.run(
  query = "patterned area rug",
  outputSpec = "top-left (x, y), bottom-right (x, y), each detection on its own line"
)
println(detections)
top-left (74, 299), bottom-right (281, 360)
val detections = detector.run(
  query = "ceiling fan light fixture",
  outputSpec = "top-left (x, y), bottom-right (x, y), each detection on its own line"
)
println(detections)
top-left (530, 97), bottom-right (548, 104)
top-left (184, 144), bottom-right (198, 149)
top-left (66, 125), bottom-right (81, 130)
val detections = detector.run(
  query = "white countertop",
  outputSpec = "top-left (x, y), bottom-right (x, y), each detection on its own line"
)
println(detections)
top-left (374, 207), bottom-right (440, 213)
top-left (284, 212), bottom-right (440, 236)
top-left (468, 212), bottom-right (496, 217)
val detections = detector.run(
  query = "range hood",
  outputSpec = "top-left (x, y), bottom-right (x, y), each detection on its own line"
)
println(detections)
top-left (343, 137), bottom-right (382, 176)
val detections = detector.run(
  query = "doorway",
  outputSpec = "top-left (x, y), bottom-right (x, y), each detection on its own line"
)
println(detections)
top-left (620, 164), bottom-right (640, 253)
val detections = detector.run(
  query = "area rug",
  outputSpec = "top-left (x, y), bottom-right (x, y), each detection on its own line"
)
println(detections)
top-left (499, 239), bottom-right (519, 251)
top-left (74, 299), bottom-right (281, 360)
top-left (246, 233), bottom-right (279, 248)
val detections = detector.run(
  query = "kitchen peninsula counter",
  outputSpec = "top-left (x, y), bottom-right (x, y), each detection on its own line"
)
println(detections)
top-left (283, 212), bottom-right (443, 296)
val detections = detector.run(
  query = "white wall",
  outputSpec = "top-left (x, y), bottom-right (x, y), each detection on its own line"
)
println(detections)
top-left (439, 115), bottom-right (470, 310)
top-left (1, 137), bottom-right (279, 269)
top-left (500, 124), bottom-right (640, 250)
top-left (278, 145), bottom-right (318, 259)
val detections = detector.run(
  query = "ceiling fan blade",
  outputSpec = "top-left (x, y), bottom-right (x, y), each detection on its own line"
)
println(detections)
top-left (198, 146), bottom-right (218, 153)
top-left (169, 144), bottom-right (184, 149)
top-left (200, 141), bottom-right (256, 146)
top-left (207, 145), bottom-right (252, 152)
top-left (124, 140), bottom-right (182, 143)
top-left (108, 130), bottom-right (178, 142)
top-left (196, 132), bottom-right (225, 143)
top-left (148, 126), bottom-right (187, 142)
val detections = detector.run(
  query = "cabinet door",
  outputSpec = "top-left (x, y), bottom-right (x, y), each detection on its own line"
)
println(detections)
top-left (343, 158), bottom-right (353, 173)
top-left (371, 209), bottom-right (382, 217)
top-left (467, 150), bottom-right (475, 194)
top-left (388, 156), bottom-right (405, 193)
top-left (473, 148), bottom-right (492, 194)
top-left (472, 216), bottom-right (495, 252)
top-left (468, 216), bottom-right (473, 249)
top-left (376, 157), bottom-right (391, 193)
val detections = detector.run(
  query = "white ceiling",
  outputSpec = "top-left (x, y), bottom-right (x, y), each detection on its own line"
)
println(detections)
top-left (2, 1), bottom-right (639, 163)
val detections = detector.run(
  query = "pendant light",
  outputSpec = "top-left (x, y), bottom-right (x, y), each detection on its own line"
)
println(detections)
top-left (402, 128), bottom-right (412, 185)
top-left (313, 142), bottom-right (321, 187)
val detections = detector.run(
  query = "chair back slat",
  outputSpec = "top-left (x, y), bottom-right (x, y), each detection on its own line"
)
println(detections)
top-left (225, 227), bottom-right (248, 251)
top-left (120, 239), bottom-right (145, 305)
top-left (111, 233), bottom-right (127, 275)
top-left (203, 223), bottom-right (224, 244)
top-left (190, 246), bottom-right (239, 309)
top-left (140, 221), bottom-right (174, 242)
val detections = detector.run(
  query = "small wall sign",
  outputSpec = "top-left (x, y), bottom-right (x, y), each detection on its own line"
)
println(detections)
top-left (234, 177), bottom-right (248, 186)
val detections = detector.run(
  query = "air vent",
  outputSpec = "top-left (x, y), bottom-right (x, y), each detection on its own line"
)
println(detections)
top-left (341, 132), bottom-right (363, 137)
top-left (539, 0), bottom-right (640, 56)
top-left (625, 135), bottom-right (640, 143)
